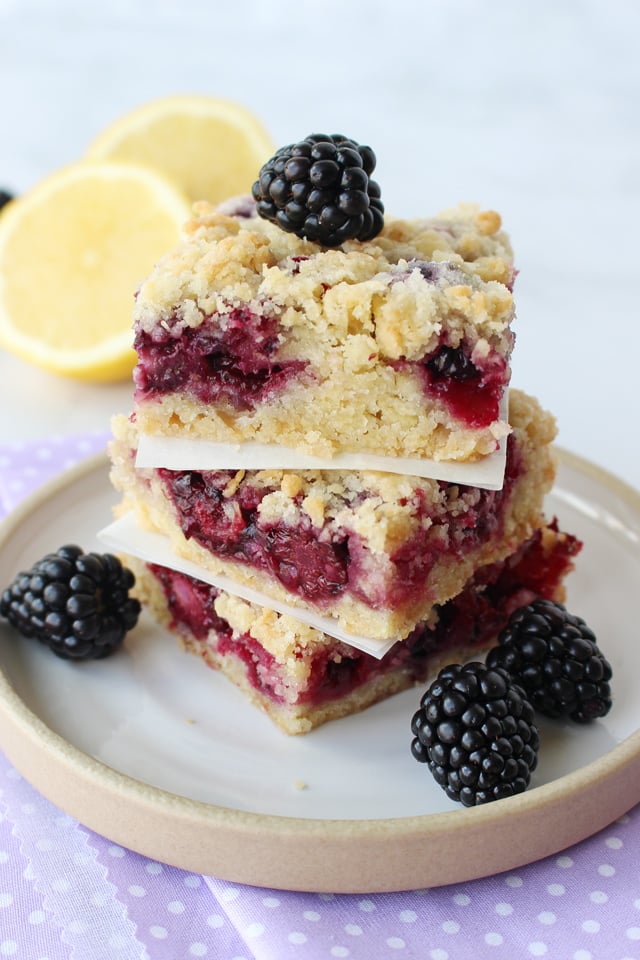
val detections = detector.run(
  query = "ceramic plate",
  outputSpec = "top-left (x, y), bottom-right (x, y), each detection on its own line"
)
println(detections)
top-left (1, 450), bottom-right (639, 893)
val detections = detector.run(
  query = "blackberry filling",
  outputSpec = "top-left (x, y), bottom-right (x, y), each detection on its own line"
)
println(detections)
top-left (158, 436), bottom-right (521, 611)
top-left (161, 469), bottom-right (350, 606)
top-left (389, 338), bottom-right (509, 430)
top-left (418, 343), bottom-right (508, 429)
top-left (389, 261), bottom-right (511, 429)
top-left (149, 563), bottom-right (229, 642)
top-left (150, 524), bottom-right (581, 709)
top-left (134, 307), bottom-right (307, 409)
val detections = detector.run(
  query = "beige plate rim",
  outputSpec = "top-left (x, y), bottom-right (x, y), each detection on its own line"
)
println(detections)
top-left (0, 448), bottom-right (639, 893)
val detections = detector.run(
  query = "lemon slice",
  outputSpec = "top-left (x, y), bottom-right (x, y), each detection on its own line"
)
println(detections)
top-left (0, 161), bottom-right (191, 381)
top-left (86, 95), bottom-right (275, 205)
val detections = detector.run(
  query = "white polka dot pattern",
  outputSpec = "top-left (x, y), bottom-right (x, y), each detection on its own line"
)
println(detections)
top-left (2, 777), bottom-right (640, 959)
top-left (0, 754), bottom-right (143, 959)
top-left (198, 806), bottom-right (640, 960)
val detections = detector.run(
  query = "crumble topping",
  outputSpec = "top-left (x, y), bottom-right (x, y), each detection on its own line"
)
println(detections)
top-left (134, 201), bottom-right (514, 366)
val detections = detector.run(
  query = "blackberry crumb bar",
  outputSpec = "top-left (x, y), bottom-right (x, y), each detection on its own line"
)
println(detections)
top-left (124, 522), bottom-right (580, 734)
top-left (109, 389), bottom-right (556, 642)
top-left (106, 129), bottom-right (584, 737)
top-left (132, 199), bottom-right (515, 462)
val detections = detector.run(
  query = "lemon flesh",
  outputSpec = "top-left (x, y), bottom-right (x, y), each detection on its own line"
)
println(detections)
top-left (0, 162), bottom-right (191, 381)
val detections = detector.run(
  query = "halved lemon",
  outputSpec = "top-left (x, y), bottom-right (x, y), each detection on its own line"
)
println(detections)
top-left (85, 94), bottom-right (275, 205)
top-left (0, 161), bottom-right (191, 381)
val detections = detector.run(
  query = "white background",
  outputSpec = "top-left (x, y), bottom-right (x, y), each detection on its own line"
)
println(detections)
top-left (1, 0), bottom-right (639, 488)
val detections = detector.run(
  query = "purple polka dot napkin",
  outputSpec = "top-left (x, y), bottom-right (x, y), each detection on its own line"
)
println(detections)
top-left (1, 435), bottom-right (640, 960)
top-left (0, 433), bottom-right (110, 516)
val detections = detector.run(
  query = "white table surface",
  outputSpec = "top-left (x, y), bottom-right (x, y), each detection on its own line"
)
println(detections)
top-left (1, 0), bottom-right (639, 491)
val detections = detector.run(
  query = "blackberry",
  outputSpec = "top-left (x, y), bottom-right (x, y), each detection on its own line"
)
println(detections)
top-left (0, 544), bottom-right (141, 660)
top-left (486, 599), bottom-right (612, 723)
top-left (0, 189), bottom-right (13, 211)
top-left (411, 662), bottom-right (539, 806)
top-left (251, 133), bottom-right (384, 247)
top-left (426, 345), bottom-right (477, 381)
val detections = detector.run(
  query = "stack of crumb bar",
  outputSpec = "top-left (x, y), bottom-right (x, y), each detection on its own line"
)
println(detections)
top-left (104, 200), bottom-right (580, 734)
